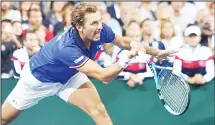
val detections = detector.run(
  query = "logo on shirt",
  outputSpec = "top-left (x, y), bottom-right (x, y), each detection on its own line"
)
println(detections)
top-left (97, 45), bottom-right (103, 50)
top-left (74, 56), bottom-right (84, 64)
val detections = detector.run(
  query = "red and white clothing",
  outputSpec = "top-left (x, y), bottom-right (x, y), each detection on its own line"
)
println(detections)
top-left (11, 47), bottom-right (29, 79)
top-left (173, 44), bottom-right (214, 82)
top-left (93, 48), bottom-right (113, 68)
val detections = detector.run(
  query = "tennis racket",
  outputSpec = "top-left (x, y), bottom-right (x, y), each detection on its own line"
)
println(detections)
top-left (139, 51), bottom-right (191, 115)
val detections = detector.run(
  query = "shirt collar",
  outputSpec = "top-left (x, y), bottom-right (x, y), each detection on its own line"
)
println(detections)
top-left (71, 27), bottom-right (89, 51)
top-left (184, 43), bottom-right (201, 49)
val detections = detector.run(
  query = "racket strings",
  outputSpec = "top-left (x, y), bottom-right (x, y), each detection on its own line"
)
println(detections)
top-left (161, 73), bottom-right (183, 111)
top-left (163, 74), bottom-right (188, 113)
top-left (158, 70), bottom-right (189, 114)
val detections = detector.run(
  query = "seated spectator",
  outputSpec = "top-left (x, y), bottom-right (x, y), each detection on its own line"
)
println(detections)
top-left (25, 9), bottom-right (54, 42)
top-left (195, 9), bottom-right (210, 26)
top-left (170, 2), bottom-right (197, 30)
top-left (160, 19), bottom-right (184, 50)
top-left (141, 18), bottom-right (169, 66)
top-left (160, 19), bottom-right (184, 63)
top-left (34, 25), bottom-right (47, 46)
top-left (19, 2), bottom-right (32, 30)
top-left (29, 2), bottom-right (52, 30)
top-left (1, 19), bottom-right (20, 78)
top-left (12, 21), bottom-right (23, 46)
top-left (139, 2), bottom-right (156, 20)
top-left (2, 2), bottom-right (21, 22)
top-left (12, 30), bottom-right (40, 79)
top-left (2, 19), bottom-right (22, 49)
top-left (117, 21), bottom-right (153, 88)
top-left (48, 2), bottom-right (68, 27)
top-left (153, 2), bottom-right (179, 40)
top-left (95, 2), bottom-right (122, 36)
top-left (199, 15), bottom-right (214, 51)
top-left (53, 3), bottom-right (74, 36)
top-left (173, 25), bottom-right (214, 84)
top-left (94, 43), bottom-right (114, 68)
top-left (206, 2), bottom-right (215, 16)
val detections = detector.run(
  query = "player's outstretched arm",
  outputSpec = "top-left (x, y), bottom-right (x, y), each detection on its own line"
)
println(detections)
top-left (113, 34), bottom-right (178, 59)
top-left (77, 49), bottom-right (137, 83)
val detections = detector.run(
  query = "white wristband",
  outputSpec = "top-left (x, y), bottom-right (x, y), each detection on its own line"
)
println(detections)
top-left (117, 55), bottom-right (131, 68)
top-left (130, 41), bottom-right (136, 48)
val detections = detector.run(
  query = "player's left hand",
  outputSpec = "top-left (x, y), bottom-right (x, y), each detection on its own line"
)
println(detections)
top-left (156, 49), bottom-right (178, 61)
top-left (130, 41), bottom-right (146, 53)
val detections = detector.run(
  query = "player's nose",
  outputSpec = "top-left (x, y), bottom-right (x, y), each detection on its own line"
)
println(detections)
top-left (97, 22), bottom-right (102, 30)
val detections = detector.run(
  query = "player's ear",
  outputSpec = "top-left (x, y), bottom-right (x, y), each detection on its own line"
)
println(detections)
top-left (76, 24), bottom-right (83, 32)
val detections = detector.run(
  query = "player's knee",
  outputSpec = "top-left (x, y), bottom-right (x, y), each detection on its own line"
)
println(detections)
top-left (1, 117), bottom-right (10, 125)
top-left (96, 103), bottom-right (106, 112)
top-left (88, 103), bottom-right (106, 117)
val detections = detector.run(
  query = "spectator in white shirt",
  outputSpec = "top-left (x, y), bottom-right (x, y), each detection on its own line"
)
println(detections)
top-left (174, 25), bottom-right (214, 84)
top-left (11, 30), bottom-right (40, 79)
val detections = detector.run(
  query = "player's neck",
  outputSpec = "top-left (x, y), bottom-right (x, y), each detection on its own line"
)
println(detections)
top-left (79, 33), bottom-right (92, 49)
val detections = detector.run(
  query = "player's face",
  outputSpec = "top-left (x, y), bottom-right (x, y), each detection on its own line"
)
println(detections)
top-left (81, 11), bottom-right (103, 41)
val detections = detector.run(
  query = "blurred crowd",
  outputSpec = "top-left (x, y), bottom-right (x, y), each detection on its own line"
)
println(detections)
top-left (1, 1), bottom-right (214, 87)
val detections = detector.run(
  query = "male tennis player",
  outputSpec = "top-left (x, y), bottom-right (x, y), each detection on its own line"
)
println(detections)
top-left (1, 3), bottom-right (176, 125)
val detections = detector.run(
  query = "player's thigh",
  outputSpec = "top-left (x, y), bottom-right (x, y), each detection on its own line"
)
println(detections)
top-left (67, 81), bottom-right (101, 109)
top-left (1, 100), bottom-right (23, 122)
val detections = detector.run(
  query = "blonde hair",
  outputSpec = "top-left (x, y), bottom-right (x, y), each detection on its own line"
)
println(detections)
top-left (160, 19), bottom-right (176, 39)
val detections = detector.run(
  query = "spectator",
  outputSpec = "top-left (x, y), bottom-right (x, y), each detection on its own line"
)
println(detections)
top-left (29, 2), bottom-right (53, 30)
top-left (94, 43), bottom-right (114, 68)
top-left (160, 19), bottom-right (184, 50)
top-left (53, 2), bottom-right (74, 36)
top-left (95, 2), bottom-right (122, 36)
top-left (12, 21), bottom-right (23, 46)
top-left (199, 15), bottom-right (214, 51)
top-left (27, 9), bottom-right (54, 42)
top-left (19, 2), bottom-right (32, 30)
top-left (2, 2), bottom-right (21, 22)
top-left (34, 25), bottom-right (47, 46)
top-left (2, 19), bottom-right (22, 49)
top-left (141, 18), bottom-right (170, 67)
top-left (117, 20), bottom-right (153, 88)
top-left (12, 30), bottom-right (40, 79)
top-left (139, 2), bottom-right (156, 20)
top-left (153, 2), bottom-right (181, 40)
top-left (195, 9), bottom-right (210, 26)
top-left (48, 2), bottom-right (68, 27)
top-left (206, 2), bottom-right (215, 16)
top-left (141, 18), bottom-right (165, 51)
top-left (174, 25), bottom-right (214, 84)
top-left (1, 19), bottom-right (19, 78)
top-left (170, 2), bottom-right (197, 30)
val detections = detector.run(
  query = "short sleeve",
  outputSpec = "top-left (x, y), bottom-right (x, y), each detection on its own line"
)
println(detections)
top-left (57, 47), bottom-right (89, 68)
top-left (159, 41), bottom-right (166, 50)
top-left (99, 23), bottom-right (115, 44)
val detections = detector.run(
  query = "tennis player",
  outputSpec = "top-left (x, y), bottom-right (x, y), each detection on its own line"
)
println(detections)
top-left (1, 3), bottom-right (176, 125)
